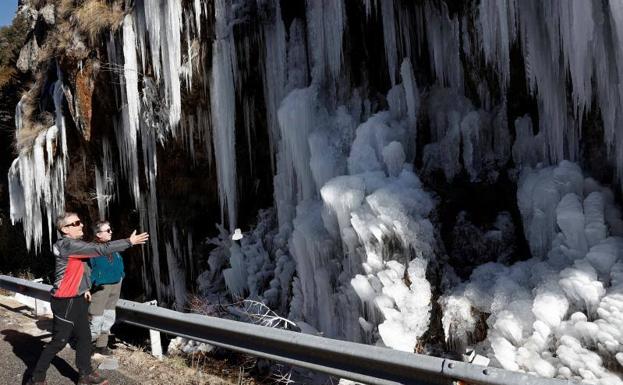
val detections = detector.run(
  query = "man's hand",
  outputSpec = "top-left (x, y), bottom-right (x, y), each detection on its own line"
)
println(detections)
top-left (129, 230), bottom-right (150, 245)
top-left (84, 291), bottom-right (91, 302)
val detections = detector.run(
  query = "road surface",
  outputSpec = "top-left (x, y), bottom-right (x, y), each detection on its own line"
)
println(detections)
top-left (0, 294), bottom-right (140, 384)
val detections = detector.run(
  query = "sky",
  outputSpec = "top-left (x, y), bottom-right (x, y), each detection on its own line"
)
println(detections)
top-left (0, 1), bottom-right (18, 27)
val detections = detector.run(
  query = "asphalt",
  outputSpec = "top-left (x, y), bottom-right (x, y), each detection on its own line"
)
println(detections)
top-left (0, 295), bottom-right (140, 385)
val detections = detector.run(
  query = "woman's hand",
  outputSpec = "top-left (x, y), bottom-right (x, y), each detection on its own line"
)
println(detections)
top-left (84, 291), bottom-right (92, 302)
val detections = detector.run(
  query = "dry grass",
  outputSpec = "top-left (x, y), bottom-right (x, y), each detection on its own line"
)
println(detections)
top-left (75, 0), bottom-right (124, 45)
top-left (14, 74), bottom-right (49, 151)
top-left (114, 343), bottom-right (255, 385)
top-left (37, 19), bottom-right (86, 64)
top-left (55, 0), bottom-right (76, 19)
top-left (38, 0), bottom-right (124, 63)
top-left (0, 66), bottom-right (16, 89)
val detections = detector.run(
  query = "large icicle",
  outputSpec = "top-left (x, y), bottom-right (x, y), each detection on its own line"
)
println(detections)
top-left (380, 0), bottom-right (398, 85)
top-left (261, 0), bottom-right (287, 170)
top-left (210, 0), bottom-right (238, 231)
top-left (162, 0), bottom-right (183, 129)
top-left (305, 0), bottom-right (346, 82)
top-left (477, 0), bottom-right (515, 91)
top-left (9, 78), bottom-right (68, 252)
top-left (423, 2), bottom-right (463, 90)
top-left (121, 14), bottom-right (141, 206)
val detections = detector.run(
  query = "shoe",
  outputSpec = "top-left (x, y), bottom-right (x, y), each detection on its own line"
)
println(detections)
top-left (77, 370), bottom-right (108, 385)
top-left (93, 346), bottom-right (113, 356)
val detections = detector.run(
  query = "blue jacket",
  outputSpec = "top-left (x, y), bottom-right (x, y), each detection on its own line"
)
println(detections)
top-left (89, 251), bottom-right (125, 286)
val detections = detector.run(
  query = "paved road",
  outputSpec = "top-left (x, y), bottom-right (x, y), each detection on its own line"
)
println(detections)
top-left (0, 296), bottom-right (140, 385)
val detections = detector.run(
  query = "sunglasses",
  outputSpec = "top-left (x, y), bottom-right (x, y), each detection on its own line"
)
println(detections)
top-left (64, 220), bottom-right (82, 228)
top-left (98, 228), bottom-right (112, 234)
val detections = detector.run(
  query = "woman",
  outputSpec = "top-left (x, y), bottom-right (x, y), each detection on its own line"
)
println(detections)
top-left (88, 220), bottom-right (125, 356)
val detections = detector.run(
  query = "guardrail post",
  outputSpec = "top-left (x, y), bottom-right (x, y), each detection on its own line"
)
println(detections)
top-left (145, 300), bottom-right (163, 359)
top-left (33, 278), bottom-right (43, 317)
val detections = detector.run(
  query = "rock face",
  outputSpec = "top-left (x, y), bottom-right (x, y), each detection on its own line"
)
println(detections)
top-left (40, 4), bottom-right (54, 25)
top-left (16, 38), bottom-right (38, 73)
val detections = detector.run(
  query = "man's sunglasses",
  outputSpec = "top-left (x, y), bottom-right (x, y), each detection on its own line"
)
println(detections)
top-left (98, 228), bottom-right (112, 234)
top-left (64, 220), bottom-right (82, 228)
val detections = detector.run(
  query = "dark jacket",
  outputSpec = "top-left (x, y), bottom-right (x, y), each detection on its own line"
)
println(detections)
top-left (89, 251), bottom-right (125, 286)
top-left (51, 236), bottom-right (131, 298)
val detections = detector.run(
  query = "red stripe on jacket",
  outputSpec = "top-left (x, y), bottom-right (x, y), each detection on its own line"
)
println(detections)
top-left (53, 255), bottom-right (92, 298)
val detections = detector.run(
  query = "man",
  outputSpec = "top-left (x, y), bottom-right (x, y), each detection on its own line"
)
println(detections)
top-left (88, 220), bottom-right (125, 356)
top-left (27, 212), bottom-right (149, 385)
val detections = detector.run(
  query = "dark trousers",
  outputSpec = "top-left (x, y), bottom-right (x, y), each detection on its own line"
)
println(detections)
top-left (31, 295), bottom-right (92, 381)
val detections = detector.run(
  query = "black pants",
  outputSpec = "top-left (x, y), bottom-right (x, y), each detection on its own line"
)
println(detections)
top-left (31, 295), bottom-right (92, 381)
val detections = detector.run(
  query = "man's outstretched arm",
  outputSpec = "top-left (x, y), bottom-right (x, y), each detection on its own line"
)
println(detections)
top-left (64, 231), bottom-right (149, 257)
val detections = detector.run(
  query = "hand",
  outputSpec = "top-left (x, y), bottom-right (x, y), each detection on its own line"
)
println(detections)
top-left (84, 291), bottom-right (91, 302)
top-left (129, 230), bottom-right (149, 245)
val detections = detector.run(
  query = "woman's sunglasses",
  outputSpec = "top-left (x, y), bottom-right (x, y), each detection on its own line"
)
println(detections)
top-left (98, 228), bottom-right (112, 234)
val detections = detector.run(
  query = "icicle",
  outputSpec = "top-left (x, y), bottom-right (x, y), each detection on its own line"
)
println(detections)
top-left (559, 1), bottom-right (594, 119)
top-left (362, 0), bottom-right (375, 18)
top-left (8, 159), bottom-right (24, 227)
top-left (165, 225), bottom-right (187, 310)
top-left (243, 97), bottom-right (254, 173)
top-left (121, 14), bottom-right (141, 206)
top-left (399, 58), bottom-right (419, 160)
top-left (193, 0), bottom-right (202, 36)
top-left (44, 126), bottom-right (58, 244)
top-left (123, 15), bottom-right (140, 139)
top-left (477, 0), bottom-right (514, 91)
top-left (380, 0), bottom-right (398, 85)
top-left (285, 19), bottom-right (308, 91)
top-left (51, 78), bottom-right (67, 230)
top-left (277, 87), bottom-right (318, 203)
top-left (515, 1), bottom-right (574, 163)
top-left (9, 78), bottom-right (69, 252)
top-left (182, 8), bottom-right (194, 91)
top-left (162, 0), bottom-right (183, 129)
top-left (15, 97), bottom-right (23, 131)
top-left (261, 0), bottom-right (287, 170)
top-left (423, 2), bottom-right (464, 90)
top-left (16, 132), bottom-right (45, 252)
top-left (95, 139), bottom-right (115, 220)
top-left (305, 0), bottom-right (346, 81)
top-left (142, 0), bottom-right (162, 81)
top-left (134, 0), bottom-right (148, 75)
top-left (211, 0), bottom-right (238, 231)
top-left (396, 4), bottom-right (413, 62)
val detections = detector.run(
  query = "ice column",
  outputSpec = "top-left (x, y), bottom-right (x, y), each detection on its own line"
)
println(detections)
top-left (210, 0), bottom-right (238, 232)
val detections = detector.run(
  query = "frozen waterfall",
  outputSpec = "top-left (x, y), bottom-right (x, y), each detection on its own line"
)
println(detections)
top-left (8, 2), bottom-right (623, 382)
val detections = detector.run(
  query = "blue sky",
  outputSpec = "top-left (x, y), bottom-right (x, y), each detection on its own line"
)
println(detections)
top-left (0, 1), bottom-right (18, 27)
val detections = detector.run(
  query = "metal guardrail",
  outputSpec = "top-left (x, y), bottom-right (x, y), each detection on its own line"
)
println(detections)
top-left (0, 275), bottom-right (575, 385)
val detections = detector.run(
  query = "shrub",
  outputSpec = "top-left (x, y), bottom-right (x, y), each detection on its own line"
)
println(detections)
top-left (75, 0), bottom-right (124, 45)
top-left (0, 14), bottom-right (29, 68)
top-left (0, 13), bottom-right (29, 90)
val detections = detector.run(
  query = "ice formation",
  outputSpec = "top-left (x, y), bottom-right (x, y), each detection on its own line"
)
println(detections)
top-left (9, 79), bottom-right (67, 252)
top-left (442, 162), bottom-right (623, 384)
top-left (421, 87), bottom-right (510, 182)
top-left (8, 3), bottom-right (623, 382)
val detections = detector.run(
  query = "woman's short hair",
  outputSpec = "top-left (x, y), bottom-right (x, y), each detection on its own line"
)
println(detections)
top-left (92, 220), bottom-right (110, 235)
